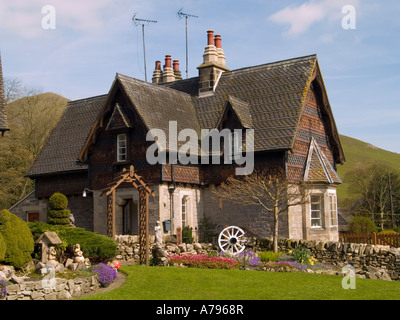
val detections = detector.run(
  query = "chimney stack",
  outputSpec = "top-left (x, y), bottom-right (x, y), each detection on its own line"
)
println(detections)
top-left (197, 30), bottom-right (229, 96)
top-left (173, 59), bottom-right (182, 81)
top-left (152, 60), bottom-right (163, 84)
top-left (202, 30), bottom-right (219, 64)
top-left (162, 54), bottom-right (176, 83)
top-left (214, 34), bottom-right (226, 67)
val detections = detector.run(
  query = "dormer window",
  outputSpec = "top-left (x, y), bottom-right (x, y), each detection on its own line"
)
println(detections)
top-left (117, 133), bottom-right (127, 162)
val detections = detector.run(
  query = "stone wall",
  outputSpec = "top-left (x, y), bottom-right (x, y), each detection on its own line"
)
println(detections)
top-left (115, 235), bottom-right (400, 281)
top-left (263, 238), bottom-right (400, 281)
top-left (3, 276), bottom-right (99, 300)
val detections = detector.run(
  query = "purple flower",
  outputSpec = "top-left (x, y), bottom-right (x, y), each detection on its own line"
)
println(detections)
top-left (93, 263), bottom-right (118, 287)
top-left (0, 280), bottom-right (7, 298)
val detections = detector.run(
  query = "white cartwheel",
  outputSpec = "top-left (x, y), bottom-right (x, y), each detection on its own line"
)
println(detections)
top-left (218, 226), bottom-right (246, 255)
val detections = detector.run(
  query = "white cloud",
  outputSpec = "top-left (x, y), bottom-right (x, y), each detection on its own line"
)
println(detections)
top-left (268, 0), bottom-right (360, 36)
top-left (0, 0), bottom-right (136, 38)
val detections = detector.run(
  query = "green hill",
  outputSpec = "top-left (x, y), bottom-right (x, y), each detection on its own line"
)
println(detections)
top-left (0, 92), bottom-right (69, 210)
top-left (337, 135), bottom-right (400, 206)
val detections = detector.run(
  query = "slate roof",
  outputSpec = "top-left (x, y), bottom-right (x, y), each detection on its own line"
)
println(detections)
top-left (27, 94), bottom-right (107, 177)
top-left (0, 52), bottom-right (10, 134)
top-left (116, 74), bottom-right (200, 152)
top-left (167, 55), bottom-right (317, 152)
top-left (28, 54), bottom-right (344, 179)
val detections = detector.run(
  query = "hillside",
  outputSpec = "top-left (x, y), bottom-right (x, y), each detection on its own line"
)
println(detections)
top-left (337, 135), bottom-right (400, 206)
top-left (0, 92), bottom-right (69, 210)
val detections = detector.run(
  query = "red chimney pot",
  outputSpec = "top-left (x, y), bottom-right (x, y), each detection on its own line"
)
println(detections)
top-left (155, 60), bottom-right (161, 70)
top-left (214, 34), bottom-right (222, 49)
top-left (164, 55), bottom-right (172, 68)
top-left (173, 59), bottom-right (180, 71)
top-left (207, 30), bottom-right (214, 46)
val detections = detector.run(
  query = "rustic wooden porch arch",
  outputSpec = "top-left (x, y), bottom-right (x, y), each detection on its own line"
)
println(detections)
top-left (101, 165), bottom-right (155, 265)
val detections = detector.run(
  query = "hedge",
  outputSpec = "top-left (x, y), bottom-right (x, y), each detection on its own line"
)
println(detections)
top-left (28, 222), bottom-right (117, 261)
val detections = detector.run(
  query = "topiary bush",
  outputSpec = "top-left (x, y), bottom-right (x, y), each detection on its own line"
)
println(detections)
top-left (47, 192), bottom-right (70, 226)
top-left (349, 216), bottom-right (377, 234)
top-left (48, 192), bottom-right (68, 210)
top-left (0, 209), bottom-right (34, 269)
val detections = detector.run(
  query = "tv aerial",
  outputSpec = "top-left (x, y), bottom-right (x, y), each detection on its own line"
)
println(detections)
top-left (132, 13), bottom-right (157, 82)
top-left (177, 8), bottom-right (198, 79)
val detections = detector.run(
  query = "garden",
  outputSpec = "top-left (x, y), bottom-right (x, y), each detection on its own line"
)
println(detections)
top-left (0, 192), bottom-right (120, 300)
top-left (3, 191), bottom-right (400, 300)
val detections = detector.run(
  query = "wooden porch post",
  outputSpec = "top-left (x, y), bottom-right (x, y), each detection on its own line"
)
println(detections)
top-left (107, 190), bottom-right (116, 239)
top-left (139, 188), bottom-right (150, 266)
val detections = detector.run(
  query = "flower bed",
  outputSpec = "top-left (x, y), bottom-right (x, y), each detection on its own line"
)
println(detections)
top-left (169, 248), bottom-right (335, 273)
top-left (169, 254), bottom-right (239, 269)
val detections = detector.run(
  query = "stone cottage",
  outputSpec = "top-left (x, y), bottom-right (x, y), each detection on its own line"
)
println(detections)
top-left (11, 30), bottom-right (345, 242)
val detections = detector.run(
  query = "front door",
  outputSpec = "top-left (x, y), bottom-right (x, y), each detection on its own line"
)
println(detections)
top-left (123, 200), bottom-right (139, 235)
top-left (28, 212), bottom-right (39, 222)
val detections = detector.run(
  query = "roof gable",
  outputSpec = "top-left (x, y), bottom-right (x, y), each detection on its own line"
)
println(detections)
top-left (215, 96), bottom-right (252, 130)
top-left (79, 73), bottom-right (200, 161)
top-left (304, 138), bottom-right (342, 184)
top-left (105, 103), bottom-right (133, 131)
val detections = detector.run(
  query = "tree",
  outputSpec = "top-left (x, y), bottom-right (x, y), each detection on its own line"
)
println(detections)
top-left (345, 163), bottom-right (400, 230)
top-left (213, 170), bottom-right (308, 253)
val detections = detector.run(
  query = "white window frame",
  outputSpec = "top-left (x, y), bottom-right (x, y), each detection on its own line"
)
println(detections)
top-left (117, 133), bottom-right (127, 162)
top-left (310, 195), bottom-right (323, 228)
top-left (329, 192), bottom-right (338, 227)
top-left (181, 195), bottom-right (189, 228)
top-left (228, 130), bottom-right (243, 161)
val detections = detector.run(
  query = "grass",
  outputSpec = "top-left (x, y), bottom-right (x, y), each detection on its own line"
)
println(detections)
top-left (81, 265), bottom-right (400, 300)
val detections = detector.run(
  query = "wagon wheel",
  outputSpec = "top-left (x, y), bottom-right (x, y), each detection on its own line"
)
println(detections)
top-left (218, 226), bottom-right (246, 255)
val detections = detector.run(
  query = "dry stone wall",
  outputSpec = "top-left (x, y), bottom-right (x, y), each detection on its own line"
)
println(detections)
top-left (3, 276), bottom-right (99, 300)
top-left (116, 235), bottom-right (400, 281)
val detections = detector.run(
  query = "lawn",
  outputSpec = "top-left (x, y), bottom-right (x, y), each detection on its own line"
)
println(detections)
top-left (81, 265), bottom-right (400, 300)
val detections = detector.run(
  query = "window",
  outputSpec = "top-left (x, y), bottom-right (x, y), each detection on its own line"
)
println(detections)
top-left (181, 196), bottom-right (187, 228)
top-left (329, 193), bottom-right (338, 227)
top-left (228, 130), bottom-right (243, 161)
top-left (117, 133), bottom-right (127, 162)
top-left (310, 195), bottom-right (322, 228)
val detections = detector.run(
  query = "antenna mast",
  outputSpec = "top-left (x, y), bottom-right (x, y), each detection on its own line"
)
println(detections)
top-left (177, 8), bottom-right (198, 79)
top-left (132, 13), bottom-right (157, 82)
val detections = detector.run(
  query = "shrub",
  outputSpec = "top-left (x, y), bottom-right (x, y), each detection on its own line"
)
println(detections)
top-left (28, 222), bottom-right (117, 262)
top-left (93, 263), bottom-right (117, 287)
top-left (182, 226), bottom-right (194, 244)
top-left (0, 209), bottom-right (34, 269)
top-left (349, 216), bottom-right (377, 234)
top-left (48, 192), bottom-right (68, 210)
top-left (379, 230), bottom-right (398, 235)
top-left (259, 251), bottom-right (285, 262)
top-left (0, 233), bottom-right (6, 262)
top-left (47, 192), bottom-right (70, 226)
top-left (291, 247), bottom-right (311, 264)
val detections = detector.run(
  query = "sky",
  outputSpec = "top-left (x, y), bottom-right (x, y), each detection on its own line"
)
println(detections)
top-left (0, 0), bottom-right (399, 154)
